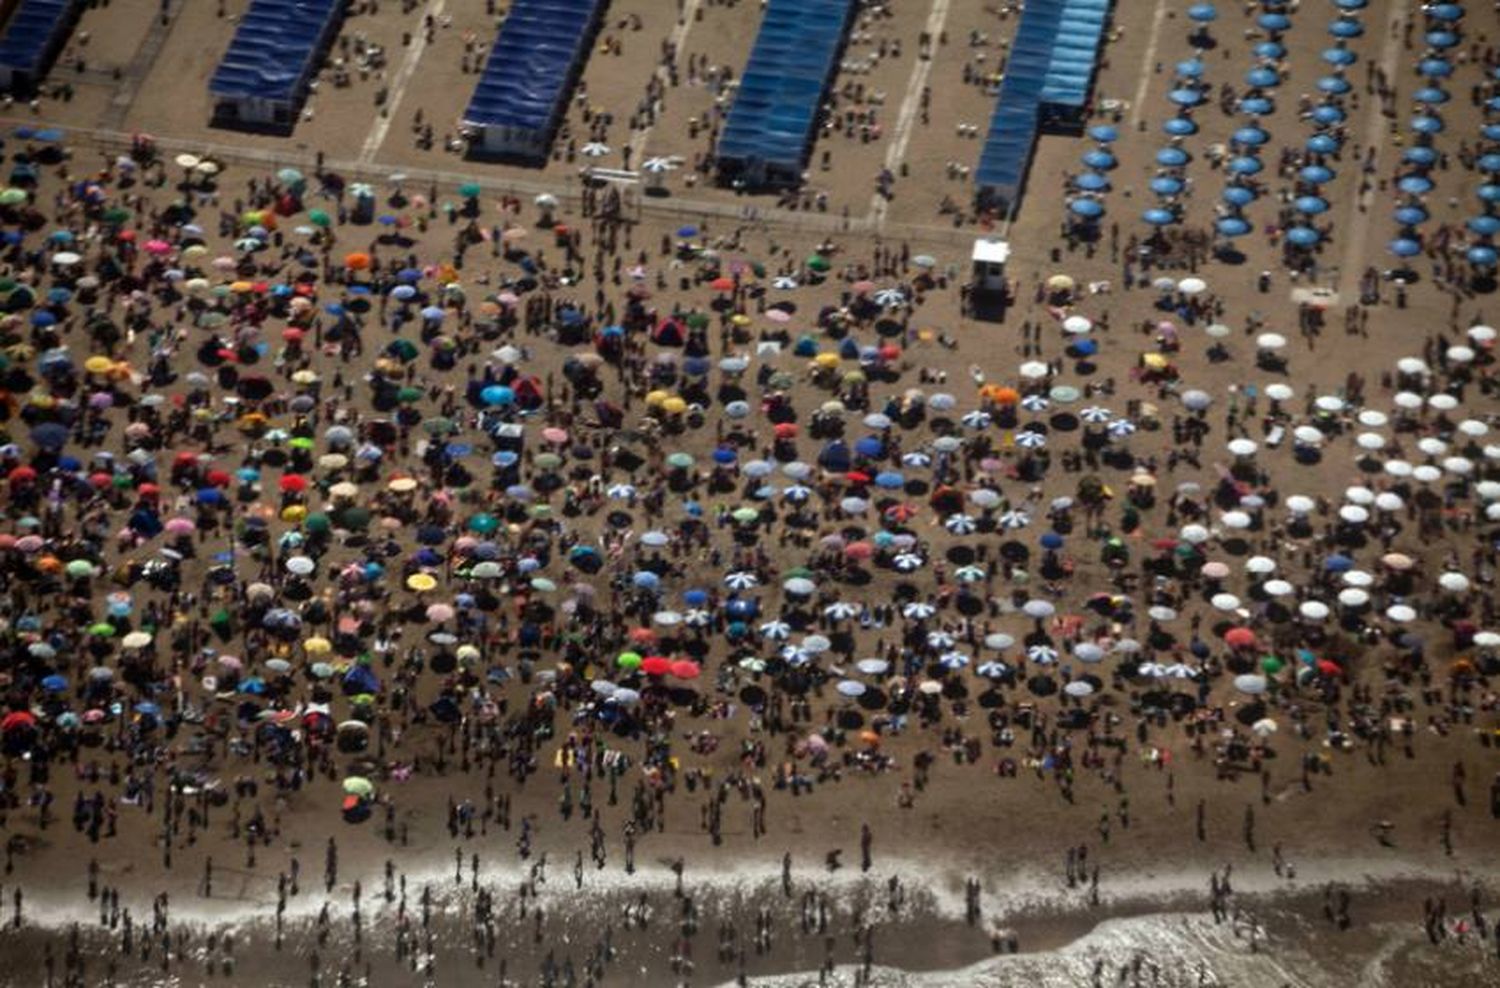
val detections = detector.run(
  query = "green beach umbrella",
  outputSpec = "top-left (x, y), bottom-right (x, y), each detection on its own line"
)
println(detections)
top-left (467, 513), bottom-right (499, 533)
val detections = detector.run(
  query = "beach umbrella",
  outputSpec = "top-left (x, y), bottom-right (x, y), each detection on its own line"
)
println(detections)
top-left (1162, 117), bottom-right (1198, 137)
top-left (1149, 176), bottom-right (1183, 196)
top-left (1388, 238), bottom-right (1421, 258)
top-left (1212, 215), bottom-right (1248, 238)
top-left (1142, 208), bottom-right (1176, 226)
top-left (1168, 88), bottom-right (1203, 107)
top-left (1311, 105), bottom-right (1346, 126)
top-left (1088, 124), bottom-right (1118, 143)
top-left (1069, 198), bottom-right (1104, 219)
top-left (1295, 196), bottom-right (1329, 215)
top-left (1257, 12), bottom-right (1289, 30)
top-left (1227, 156), bottom-right (1263, 176)
top-left (1246, 67), bottom-right (1279, 88)
top-left (1081, 149), bottom-right (1116, 170)
top-left (1306, 133), bottom-right (1341, 154)
top-left (1073, 172), bottom-right (1109, 192)
top-left (1300, 164), bottom-right (1334, 184)
top-left (1285, 227), bottom-right (1321, 247)
top-left (1188, 2), bottom-right (1216, 21)
top-left (1232, 126), bottom-right (1268, 147)
top-left (1393, 204), bottom-right (1429, 226)
top-left (1155, 147), bottom-right (1189, 167)
top-left (1234, 674), bottom-right (1267, 695)
top-left (1329, 18), bottom-right (1362, 37)
top-left (1239, 96), bottom-right (1274, 116)
top-left (1222, 186), bottom-right (1256, 207)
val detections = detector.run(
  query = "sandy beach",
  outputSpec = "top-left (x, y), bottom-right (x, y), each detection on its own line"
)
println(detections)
top-left (0, 0), bottom-right (1497, 985)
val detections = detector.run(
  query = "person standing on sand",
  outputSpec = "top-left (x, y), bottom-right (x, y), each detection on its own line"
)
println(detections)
top-left (860, 823), bottom-right (872, 872)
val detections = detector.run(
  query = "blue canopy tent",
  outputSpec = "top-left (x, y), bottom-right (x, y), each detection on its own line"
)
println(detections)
top-left (713, 0), bottom-right (858, 188)
top-left (462, 0), bottom-right (608, 160)
top-left (0, 0), bottom-right (83, 92)
top-left (974, 0), bottom-right (1113, 212)
top-left (208, 0), bottom-right (345, 127)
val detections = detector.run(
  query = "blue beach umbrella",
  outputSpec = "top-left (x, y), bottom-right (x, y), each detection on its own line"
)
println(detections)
top-left (1253, 41), bottom-right (1285, 59)
top-left (1169, 88), bottom-right (1204, 107)
top-left (1074, 172), bottom-right (1109, 191)
top-left (1069, 199), bottom-right (1104, 219)
top-left (1317, 75), bottom-right (1352, 95)
top-left (1329, 19), bottom-right (1363, 38)
top-left (1082, 149), bottom-right (1116, 170)
top-left (1222, 185), bottom-right (1256, 206)
top-left (1388, 238), bottom-right (1422, 258)
top-left (1393, 205), bottom-right (1429, 226)
top-left (1232, 126), bottom-right (1268, 147)
top-left (1419, 58), bottom-right (1453, 78)
top-left (1216, 216), bottom-right (1250, 237)
top-left (1296, 164), bottom-right (1332, 186)
top-left (1306, 134), bottom-right (1341, 154)
top-left (1397, 175), bottom-right (1434, 195)
top-left (1150, 176), bottom-right (1184, 196)
top-left (1481, 124), bottom-right (1500, 141)
top-left (1088, 124), bottom-right (1118, 143)
top-left (1322, 47), bottom-right (1356, 66)
top-left (1227, 156), bottom-right (1264, 176)
top-left (1467, 246), bottom-right (1498, 266)
top-left (1246, 67), bottom-right (1280, 88)
top-left (1286, 227), bottom-right (1322, 247)
top-left (1175, 59), bottom-right (1205, 79)
top-left (1300, 165), bottom-right (1334, 184)
top-left (1188, 2), bottom-right (1217, 21)
top-left (1402, 146), bottom-right (1438, 166)
top-left (1312, 105), bottom-right (1345, 125)
top-left (1412, 86), bottom-right (1449, 105)
top-left (1477, 154), bottom-right (1500, 174)
top-left (1142, 208), bottom-right (1176, 226)
top-left (1467, 216), bottom-right (1500, 236)
top-left (1481, 185), bottom-right (1500, 204)
top-left (1156, 147), bottom-right (1190, 167)
top-left (1410, 115), bottom-right (1444, 135)
top-left (1426, 2), bottom-right (1462, 19)
top-left (1425, 31), bottom-right (1458, 49)
top-left (1163, 117), bottom-right (1198, 136)
top-left (1295, 196), bottom-right (1329, 215)
top-left (1257, 12), bottom-right (1290, 30)
top-left (1239, 97), bottom-right (1274, 116)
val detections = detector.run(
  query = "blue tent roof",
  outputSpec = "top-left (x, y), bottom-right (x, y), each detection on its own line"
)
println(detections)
top-left (975, 0), bottom-right (1110, 205)
top-left (209, 0), bottom-right (343, 107)
top-left (0, 0), bottom-right (82, 82)
top-left (462, 0), bottom-right (605, 144)
top-left (715, 0), bottom-right (858, 180)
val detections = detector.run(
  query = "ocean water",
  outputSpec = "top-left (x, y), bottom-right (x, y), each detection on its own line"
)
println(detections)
top-left (1, 858), bottom-right (1495, 987)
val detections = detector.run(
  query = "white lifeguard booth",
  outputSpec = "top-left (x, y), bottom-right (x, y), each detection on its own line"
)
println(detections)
top-left (970, 238), bottom-right (1011, 292)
